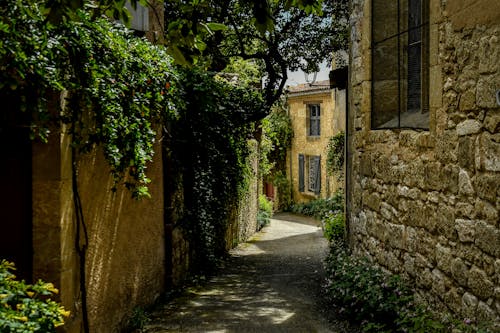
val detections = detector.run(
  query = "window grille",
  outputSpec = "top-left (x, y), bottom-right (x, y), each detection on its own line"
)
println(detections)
top-left (372, 0), bottom-right (429, 130)
top-left (308, 104), bottom-right (321, 136)
top-left (308, 155), bottom-right (321, 194)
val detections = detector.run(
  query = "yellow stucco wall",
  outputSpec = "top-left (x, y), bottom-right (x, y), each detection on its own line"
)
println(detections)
top-left (286, 88), bottom-right (346, 203)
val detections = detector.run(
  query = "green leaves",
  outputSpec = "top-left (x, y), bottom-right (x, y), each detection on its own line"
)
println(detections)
top-left (1, 1), bottom-right (179, 198)
top-left (0, 260), bottom-right (69, 332)
top-left (326, 131), bottom-right (345, 179)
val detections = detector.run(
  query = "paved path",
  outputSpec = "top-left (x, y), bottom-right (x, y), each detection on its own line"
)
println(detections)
top-left (142, 213), bottom-right (352, 333)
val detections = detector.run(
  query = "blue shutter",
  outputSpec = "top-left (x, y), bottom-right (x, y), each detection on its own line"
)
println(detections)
top-left (298, 154), bottom-right (305, 192)
top-left (314, 156), bottom-right (321, 195)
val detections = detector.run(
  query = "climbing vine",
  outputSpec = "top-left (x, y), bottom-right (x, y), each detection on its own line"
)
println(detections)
top-left (167, 68), bottom-right (264, 272)
top-left (326, 131), bottom-right (345, 180)
top-left (260, 103), bottom-right (293, 178)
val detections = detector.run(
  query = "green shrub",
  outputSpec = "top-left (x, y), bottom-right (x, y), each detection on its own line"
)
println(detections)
top-left (323, 212), bottom-right (345, 243)
top-left (323, 244), bottom-right (495, 332)
top-left (324, 244), bottom-right (414, 330)
top-left (257, 195), bottom-right (273, 230)
top-left (0, 260), bottom-right (69, 332)
top-left (290, 189), bottom-right (344, 219)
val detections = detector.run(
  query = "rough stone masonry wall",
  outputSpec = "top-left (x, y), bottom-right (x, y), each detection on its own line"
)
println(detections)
top-left (348, 0), bottom-right (500, 324)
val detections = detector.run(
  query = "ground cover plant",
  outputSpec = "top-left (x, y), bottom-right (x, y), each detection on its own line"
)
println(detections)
top-left (323, 221), bottom-right (495, 332)
top-left (290, 189), bottom-right (344, 219)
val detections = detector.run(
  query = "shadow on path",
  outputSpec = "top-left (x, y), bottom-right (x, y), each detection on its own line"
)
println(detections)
top-left (142, 214), bottom-right (352, 333)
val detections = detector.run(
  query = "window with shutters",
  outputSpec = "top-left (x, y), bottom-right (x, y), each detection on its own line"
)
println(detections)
top-left (372, 0), bottom-right (429, 129)
top-left (298, 154), bottom-right (321, 195)
top-left (308, 104), bottom-right (321, 137)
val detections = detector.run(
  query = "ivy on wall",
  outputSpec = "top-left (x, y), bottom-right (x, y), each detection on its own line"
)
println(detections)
top-left (326, 131), bottom-right (345, 180)
top-left (1, 1), bottom-right (179, 197)
top-left (168, 69), bottom-right (264, 272)
top-left (2, 0), bottom-right (266, 275)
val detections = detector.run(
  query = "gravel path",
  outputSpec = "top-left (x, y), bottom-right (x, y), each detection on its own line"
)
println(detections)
top-left (142, 213), bottom-right (353, 333)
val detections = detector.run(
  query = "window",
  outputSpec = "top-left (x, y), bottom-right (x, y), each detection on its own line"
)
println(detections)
top-left (372, 0), bottom-right (429, 129)
top-left (298, 154), bottom-right (321, 195)
top-left (308, 104), bottom-right (321, 136)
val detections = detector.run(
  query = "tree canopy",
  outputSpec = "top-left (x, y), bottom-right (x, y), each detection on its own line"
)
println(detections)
top-left (164, 0), bottom-right (348, 116)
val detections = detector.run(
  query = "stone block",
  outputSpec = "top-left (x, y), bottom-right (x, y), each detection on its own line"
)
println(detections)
top-left (478, 132), bottom-right (500, 172)
top-left (479, 34), bottom-right (499, 74)
top-left (477, 75), bottom-right (500, 108)
top-left (387, 223), bottom-right (405, 250)
top-left (455, 219), bottom-right (475, 243)
top-left (474, 221), bottom-right (500, 257)
top-left (429, 65), bottom-right (442, 107)
top-left (457, 119), bottom-right (482, 136)
top-left (445, 288), bottom-right (463, 314)
top-left (436, 244), bottom-right (453, 274)
top-left (435, 203), bottom-right (457, 241)
top-left (484, 111), bottom-right (500, 133)
top-left (451, 257), bottom-right (469, 287)
top-left (432, 268), bottom-right (449, 298)
top-left (458, 169), bottom-right (475, 196)
top-left (458, 136), bottom-right (476, 171)
top-left (416, 230), bottom-right (437, 263)
top-left (468, 266), bottom-right (494, 300)
top-left (403, 253), bottom-right (416, 277)
top-left (455, 202), bottom-right (475, 219)
top-left (424, 161), bottom-right (443, 191)
top-left (462, 292), bottom-right (479, 318)
top-left (380, 202), bottom-right (398, 221)
top-left (363, 192), bottom-right (381, 212)
top-left (459, 90), bottom-right (477, 111)
top-left (474, 172), bottom-right (500, 203)
top-left (441, 164), bottom-right (459, 194)
top-left (417, 268), bottom-right (433, 289)
top-left (474, 199), bottom-right (499, 223)
top-left (477, 301), bottom-right (497, 323)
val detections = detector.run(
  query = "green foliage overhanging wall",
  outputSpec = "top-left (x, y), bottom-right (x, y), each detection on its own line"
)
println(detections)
top-left (2, 0), bottom-right (266, 273)
top-left (1, 0), bottom-right (179, 197)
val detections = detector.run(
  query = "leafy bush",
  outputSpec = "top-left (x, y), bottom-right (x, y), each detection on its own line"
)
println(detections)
top-left (257, 195), bottom-right (273, 230)
top-left (290, 189), bottom-right (344, 219)
top-left (323, 244), bottom-right (495, 332)
top-left (324, 243), bottom-right (414, 330)
top-left (323, 212), bottom-right (345, 243)
top-left (0, 260), bottom-right (69, 332)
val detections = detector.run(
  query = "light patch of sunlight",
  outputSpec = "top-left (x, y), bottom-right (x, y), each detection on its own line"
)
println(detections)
top-left (198, 289), bottom-right (225, 296)
top-left (256, 307), bottom-right (295, 324)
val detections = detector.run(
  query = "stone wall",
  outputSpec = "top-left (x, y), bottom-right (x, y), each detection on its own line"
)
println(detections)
top-left (348, 0), bottom-right (500, 324)
top-left (287, 89), bottom-right (346, 203)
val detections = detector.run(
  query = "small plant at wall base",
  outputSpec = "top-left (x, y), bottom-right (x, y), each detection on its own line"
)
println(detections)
top-left (322, 211), bottom-right (345, 243)
top-left (0, 260), bottom-right (70, 332)
top-left (257, 195), bottom-right (273, 230)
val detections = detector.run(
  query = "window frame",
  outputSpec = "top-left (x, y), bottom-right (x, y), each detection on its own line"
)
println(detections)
top-left (371, 0), bottom-right (430, 130)
top-left (307, 104), bottom-right (321, 137)
top-left (298, 154), bottom-right (321, 195)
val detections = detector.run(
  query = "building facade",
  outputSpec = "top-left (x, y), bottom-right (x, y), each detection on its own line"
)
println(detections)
top-left (286, 80), bottom-right (346, 203)
top-left (347, 0), bottom-right (500, 323)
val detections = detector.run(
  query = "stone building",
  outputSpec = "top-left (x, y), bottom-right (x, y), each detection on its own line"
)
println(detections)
top-left (286, 80), bottom-right (346, 203)
top-left (347, 0), bottom-right (500, 323)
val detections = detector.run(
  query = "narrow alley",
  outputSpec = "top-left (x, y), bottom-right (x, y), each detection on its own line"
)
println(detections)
top-left (142, 213), bottom-right (352, 333)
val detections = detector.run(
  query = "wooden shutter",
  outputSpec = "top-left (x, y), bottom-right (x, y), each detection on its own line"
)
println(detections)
top-left (298, 154), bottom-right (305, 192)
top-left (407, 0), bottom-right (422, 113)
top-left (314, 156), bottom-right (321, 195)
